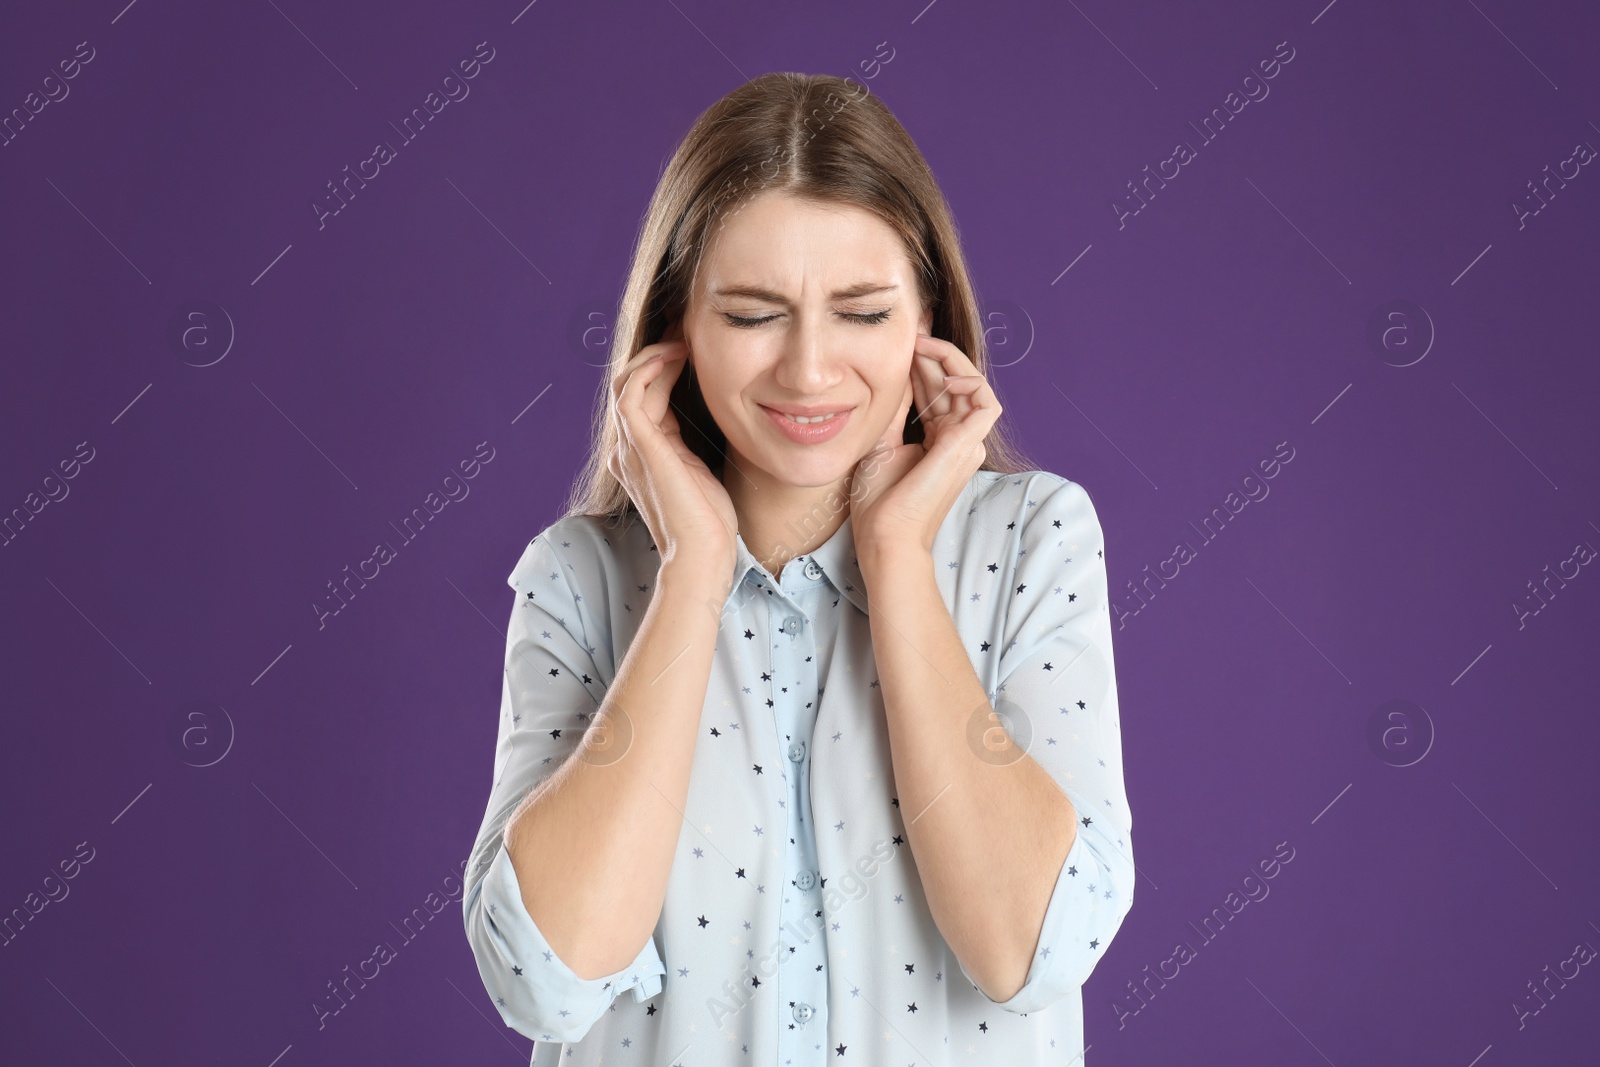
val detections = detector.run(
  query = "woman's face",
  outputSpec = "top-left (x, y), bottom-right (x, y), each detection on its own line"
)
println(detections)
top-left (681, 190), bottom-right (933, 490)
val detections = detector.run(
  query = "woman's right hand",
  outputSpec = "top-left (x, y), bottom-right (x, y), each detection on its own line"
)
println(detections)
top-left (608, 321), bottom-right (739, 584)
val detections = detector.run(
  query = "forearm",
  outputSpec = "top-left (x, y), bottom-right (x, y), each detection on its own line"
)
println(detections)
top-left (860, 545), bottom-right (1078, 1002)
top-left (502, 556), bottom-right (729, 980)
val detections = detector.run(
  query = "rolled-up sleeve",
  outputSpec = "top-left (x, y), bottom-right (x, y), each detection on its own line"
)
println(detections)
top-left (963, 474), bottom-right (1136, 1016)
top-left (471, 838), bottom-right (665, 1041)
top-left (461, 529), bottom-right (667, 1043)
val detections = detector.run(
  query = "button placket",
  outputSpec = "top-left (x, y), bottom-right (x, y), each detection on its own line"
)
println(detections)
top-left (770, 570), bottom-right (828, 1057)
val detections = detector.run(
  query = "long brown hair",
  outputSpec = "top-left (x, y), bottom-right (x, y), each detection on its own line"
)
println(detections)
top-left (562, 71), bottom-right (1038, 524)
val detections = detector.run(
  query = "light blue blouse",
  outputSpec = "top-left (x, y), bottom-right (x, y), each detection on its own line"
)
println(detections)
top-left (462, 468), bottom-right (1135, 1066)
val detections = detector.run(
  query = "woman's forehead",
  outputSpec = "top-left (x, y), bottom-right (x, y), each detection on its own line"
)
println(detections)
top-left (697, 203), bottom-right (911, 298)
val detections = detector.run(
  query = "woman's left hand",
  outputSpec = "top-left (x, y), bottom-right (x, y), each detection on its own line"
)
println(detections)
top-left (848, 331), bottom-right (1001, 559)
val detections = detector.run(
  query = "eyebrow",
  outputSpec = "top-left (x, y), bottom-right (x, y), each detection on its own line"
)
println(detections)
top-left (710, 282), bottom-right (899, 305)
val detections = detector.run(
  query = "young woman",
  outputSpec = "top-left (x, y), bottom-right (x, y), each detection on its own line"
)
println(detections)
top-left (463, 72), bottom-right (1134, 1066)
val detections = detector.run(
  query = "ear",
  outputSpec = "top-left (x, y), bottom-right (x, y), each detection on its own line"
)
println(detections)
top-left (917, 306), bottom-right (932, 336)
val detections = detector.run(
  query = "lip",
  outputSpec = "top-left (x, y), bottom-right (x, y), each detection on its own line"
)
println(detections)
top-left (759, 403), bottom-right (853, 445)
top-left (760, 401), bottom-right (855, 417)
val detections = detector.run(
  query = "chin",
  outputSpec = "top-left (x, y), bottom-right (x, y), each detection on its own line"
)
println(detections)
top-left (744, 438), bottom-right (858, 488)
top-left (761, 454), bottom-right (851, 489)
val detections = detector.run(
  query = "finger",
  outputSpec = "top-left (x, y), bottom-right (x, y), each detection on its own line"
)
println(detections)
top-left (941, 374), bottom-right (991, 405)
top-left (925, 377), bottom-right (990, 453)
top-left (913, 351), bottom-right (952, 425)
top-left (608, 434), bottom-right (639, 507)
top-left (916, 332), bottom-right (981, 372)
top-left (907, 362), bottom-right (929, 436)
top-left (617, 355), bottom-right (673, 455)
top-left (946, 375), bottom-right (987, 420)
top-left (613, 349), bottom-right (655, 400)
top-left (607, 408), bottom-right (630, 469)
top-left (914, 335), bottom-right (973, 426)
top-left (624, 359), bottom-right (696, 473)
top-left (958, 391), bottom-right (1001, 461)
top-left (613, 343), bottom-right (687, 400)
top-left (659, 397), bottom-right (683, 438)
top-left (619, 346), bottom-right (682, 415)
top-left (914, 334), bottom-right (982, 402)
top-left (641, 348), bottom-right (688, 428)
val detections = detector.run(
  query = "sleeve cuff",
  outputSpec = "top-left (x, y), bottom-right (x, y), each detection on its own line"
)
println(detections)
top-left (471, 840), bottom-right (666, 1041)
top-left (964, 787), bottom-right (1134, 1016)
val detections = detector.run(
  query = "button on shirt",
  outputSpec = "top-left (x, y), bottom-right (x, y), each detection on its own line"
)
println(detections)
top-left (462, 469), bottom-right (1135, 1066)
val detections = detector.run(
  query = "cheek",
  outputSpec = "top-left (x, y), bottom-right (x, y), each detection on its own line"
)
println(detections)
top-left (690, 350), bottom-right (752, 420)
top-left (880, 329), bottom-right (916, 381)
top-left (876, 356), bottom-right (915, 400)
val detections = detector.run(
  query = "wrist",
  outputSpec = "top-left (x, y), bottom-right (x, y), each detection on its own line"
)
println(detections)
top-left (659, 550), bottom-right (735, 599)
top-left (856, 540), bottom-right (933, 579)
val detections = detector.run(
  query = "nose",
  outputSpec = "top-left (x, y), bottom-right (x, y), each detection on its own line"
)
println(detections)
top-left (773, 312), bottom-right (843, 395)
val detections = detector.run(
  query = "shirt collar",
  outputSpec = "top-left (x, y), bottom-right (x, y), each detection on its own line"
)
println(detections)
top-left (730, 511), bottom-right (871, 616)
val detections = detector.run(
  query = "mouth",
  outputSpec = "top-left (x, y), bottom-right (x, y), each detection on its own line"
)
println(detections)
top-left (759, 403), bottom-right (854, 445)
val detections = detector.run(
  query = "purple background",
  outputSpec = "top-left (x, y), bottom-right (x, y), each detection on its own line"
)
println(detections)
top-left (3, 0), bottom-right (1597, 1063)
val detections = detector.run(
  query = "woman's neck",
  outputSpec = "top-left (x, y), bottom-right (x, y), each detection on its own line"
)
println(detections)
top-left (723, 464), bottom-right (853, 578)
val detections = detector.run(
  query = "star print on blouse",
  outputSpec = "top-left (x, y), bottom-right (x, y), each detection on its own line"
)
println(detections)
top-left (462, 469), bottom-right (1135, 1066)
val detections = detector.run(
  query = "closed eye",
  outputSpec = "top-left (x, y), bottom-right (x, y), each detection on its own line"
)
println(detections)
top-left (723, 309), bottom-right (892, 328)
